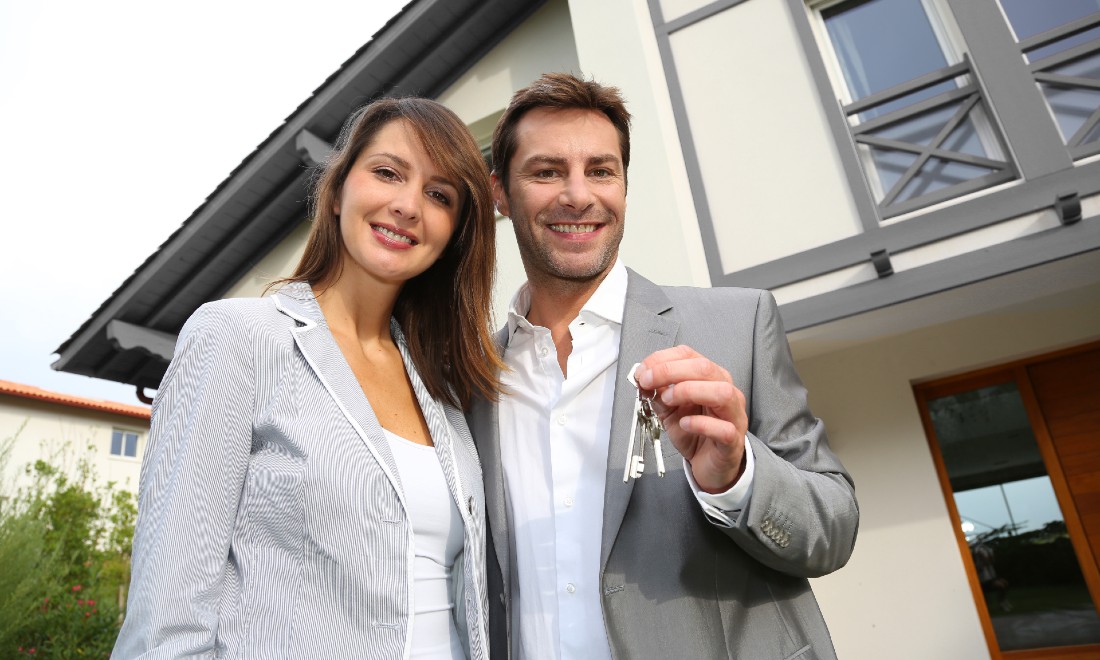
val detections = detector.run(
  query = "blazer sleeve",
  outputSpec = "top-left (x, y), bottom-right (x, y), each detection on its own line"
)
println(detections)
top-left (113, 302), bottom-right (256, 658)
top-left (723, 290), bottom-right (859, 578)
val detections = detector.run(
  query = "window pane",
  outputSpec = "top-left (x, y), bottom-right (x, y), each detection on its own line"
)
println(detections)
top-left (999, 0), bottom-right (1100, 41)
top-left (1040, 53), bottom-right (1100, 147)
top-left (111, 430), bottom-right (123, 456)
top-left (929, 382), bottom-right (1100, 651)
top-left (124, 433), bottom-right (138, 458)
top-left (823, 0), bottom-right (950, 103)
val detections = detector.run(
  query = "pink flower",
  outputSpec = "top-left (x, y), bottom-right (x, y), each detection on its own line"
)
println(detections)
top-left (71, 584), bottom-right (83, 592)
top-left (87, 599), bottom-right (96, 606)
top-left (77, 599), bottom-right (85, 606)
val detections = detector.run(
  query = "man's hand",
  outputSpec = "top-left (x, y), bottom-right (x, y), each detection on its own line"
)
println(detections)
top-left (635, 345), bottom-right (748, 493)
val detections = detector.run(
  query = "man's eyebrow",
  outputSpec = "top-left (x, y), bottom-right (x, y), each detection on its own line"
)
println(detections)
top-left (587, 154), bottom-right (621, 167)
top-left (519, 155), bottom-right (568, 168)
top-left (519, 154), bottom-right (622, 168)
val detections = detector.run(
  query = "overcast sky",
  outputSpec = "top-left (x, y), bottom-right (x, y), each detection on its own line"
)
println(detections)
top-left (0, 0), bottom-right (406, 405)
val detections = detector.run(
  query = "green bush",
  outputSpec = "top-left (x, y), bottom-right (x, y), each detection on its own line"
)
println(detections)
top-left (1, 434), bottom-right (135, 658)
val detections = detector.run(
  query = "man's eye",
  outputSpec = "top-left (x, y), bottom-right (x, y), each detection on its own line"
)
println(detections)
top-left (534, 170), bottom-right (558, 178)
top-left (591, 168), bottom-right (612, 177)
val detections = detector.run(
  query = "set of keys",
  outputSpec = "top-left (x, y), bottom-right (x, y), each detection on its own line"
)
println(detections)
top-left (622, 363), bottom-right (667, 481)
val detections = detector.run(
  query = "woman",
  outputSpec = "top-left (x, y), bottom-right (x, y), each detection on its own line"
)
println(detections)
top-left (114, 97), bottom-right (502, 658)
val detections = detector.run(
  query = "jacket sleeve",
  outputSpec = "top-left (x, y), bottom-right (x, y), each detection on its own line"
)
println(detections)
top-left (721, 290), bottom-right (859, 578)
top-left (113, 302), bottom-right (255, 658)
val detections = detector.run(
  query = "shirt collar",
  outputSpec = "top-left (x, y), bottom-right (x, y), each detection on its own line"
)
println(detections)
top-left (506, 260), bottom-right (628, 336)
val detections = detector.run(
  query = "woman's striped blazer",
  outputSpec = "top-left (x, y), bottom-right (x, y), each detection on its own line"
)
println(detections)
top-left (113, 282), bottom-right (489, 659)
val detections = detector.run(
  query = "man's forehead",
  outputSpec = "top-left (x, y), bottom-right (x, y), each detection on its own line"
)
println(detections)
top-left (512, 107), bottom-right (621, 159)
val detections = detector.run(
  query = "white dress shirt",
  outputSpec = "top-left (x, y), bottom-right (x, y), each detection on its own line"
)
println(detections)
top-left (499, 261), bottom-right (755, 660)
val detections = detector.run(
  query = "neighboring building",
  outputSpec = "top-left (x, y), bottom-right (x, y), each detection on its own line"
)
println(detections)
top-left (0, 380), bottom-right (150, 494)
top-left (52, 1), bottom-right (1100, 658)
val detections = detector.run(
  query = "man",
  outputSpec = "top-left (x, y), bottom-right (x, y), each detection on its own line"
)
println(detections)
top-left (469, 72), bottom-right (859, 660)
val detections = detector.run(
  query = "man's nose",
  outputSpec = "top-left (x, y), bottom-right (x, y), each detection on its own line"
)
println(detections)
top-left (558, 171), bottom-right (594, 211)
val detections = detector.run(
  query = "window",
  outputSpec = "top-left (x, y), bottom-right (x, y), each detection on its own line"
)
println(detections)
top-left (110, 430), bottom-right (139, 458)
top-left (915, 345), bottom-right (1100, 657)
top-left (812, 0), bottom-right (1014, 218)
top-left (998, 0), bottom-right (1100, 158)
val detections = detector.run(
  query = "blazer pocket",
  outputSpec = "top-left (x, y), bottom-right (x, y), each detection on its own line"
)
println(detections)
top-left (239, 446), bottom-right (305, 551)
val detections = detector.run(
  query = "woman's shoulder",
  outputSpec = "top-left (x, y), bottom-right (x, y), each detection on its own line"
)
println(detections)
top-left (181, 295), bottom-right (290, 343)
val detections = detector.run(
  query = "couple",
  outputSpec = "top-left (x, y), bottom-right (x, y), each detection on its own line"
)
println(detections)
top-left (115, 73), bottom-right (859, 659)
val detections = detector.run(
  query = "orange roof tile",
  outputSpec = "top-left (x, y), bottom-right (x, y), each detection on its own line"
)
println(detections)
top-left (0, 380), bottom-right (151, 421)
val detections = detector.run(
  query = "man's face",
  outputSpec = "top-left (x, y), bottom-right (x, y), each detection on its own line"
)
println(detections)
top-left (493, 108), bottom-right (626, 288)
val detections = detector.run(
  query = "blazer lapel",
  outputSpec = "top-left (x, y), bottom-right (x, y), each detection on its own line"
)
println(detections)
top-left (472, 327), bottom-right (510, 593)
top-left (601, 270), bottom-right (678, 571)
top-left (273, 284), bottom-right (404, 498)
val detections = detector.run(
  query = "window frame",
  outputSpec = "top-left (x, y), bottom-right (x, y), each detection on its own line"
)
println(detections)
top-left (109, 428), bottom-right (142, 460)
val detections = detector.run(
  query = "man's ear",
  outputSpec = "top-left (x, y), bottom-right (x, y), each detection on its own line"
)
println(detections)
top-left (491, 173), bottom-right (510, 218)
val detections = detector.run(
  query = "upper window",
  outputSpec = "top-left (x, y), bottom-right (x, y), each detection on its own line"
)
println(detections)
top-left (110, 429), bottom-right (139, 458)
top-left (812, 0), bottom-right (1014, 219)
top-left (999, 0), bottom-right (1100, 157)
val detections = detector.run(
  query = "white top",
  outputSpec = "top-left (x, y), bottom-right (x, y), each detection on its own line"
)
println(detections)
top-left (385, 429), bottom-right (465, 659)
top-left (498, 261), bottom-right (755, 660)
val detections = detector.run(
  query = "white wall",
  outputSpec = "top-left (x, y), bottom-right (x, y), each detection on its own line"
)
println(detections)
top-left (797, 284), bottom-right (1100, 660)
top-left (1, 396), bottom-right (148, 496)
top-left (667, 0), bottom-right (863, 273)
top-left (568, 0), bottom-right (711, 289)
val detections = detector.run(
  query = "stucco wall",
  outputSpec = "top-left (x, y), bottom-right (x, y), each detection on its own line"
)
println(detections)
top-left (1, 396), bottom-right (148, 496)
top-left (798, 283), bottom-right (1100, 660)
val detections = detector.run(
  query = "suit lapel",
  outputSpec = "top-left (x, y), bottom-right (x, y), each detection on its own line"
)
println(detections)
top-left (601, 270), bottom-right (678, 571)
top-left (273, 284), bottom-right (404, 499)
top-left (474, 327), bottom-right (511, 593)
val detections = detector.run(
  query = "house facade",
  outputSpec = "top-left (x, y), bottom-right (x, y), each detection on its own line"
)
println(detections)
top-left (54, 0), bottom-right (1100, 657)
top-left (0, 380), bottom-right (150, 495)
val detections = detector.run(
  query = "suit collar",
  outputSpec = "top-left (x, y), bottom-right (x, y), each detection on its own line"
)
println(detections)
top-left (474, 325), bottom-right (511, 597)
top-left (271, 282), bottom-right (464, 517)
top-left (601, 269), bottom-right (678, 570)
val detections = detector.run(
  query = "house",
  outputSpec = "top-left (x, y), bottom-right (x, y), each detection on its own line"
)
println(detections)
top-left (0, 380), bottom-right (150, 494)
top-left (52, 0), bottom-right (1100, 657)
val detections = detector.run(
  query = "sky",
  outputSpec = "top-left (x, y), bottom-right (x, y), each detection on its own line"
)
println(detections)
top-left (0, 0), bottom-right (407, 406)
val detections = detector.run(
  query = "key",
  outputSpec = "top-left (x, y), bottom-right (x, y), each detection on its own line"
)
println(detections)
top-left (639, 397), bottom-right (666, 477)
top-left (622, 394), bottom-right (645, 482)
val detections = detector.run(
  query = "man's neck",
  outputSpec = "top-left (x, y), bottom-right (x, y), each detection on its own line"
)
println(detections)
top-left (525, 272), bottom-right (610, 377)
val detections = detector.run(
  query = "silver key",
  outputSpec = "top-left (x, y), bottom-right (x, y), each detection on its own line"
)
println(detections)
top-left (624, 364), bottom-right (666, 481)
top-left (622, 393), bottom-right (645, 482)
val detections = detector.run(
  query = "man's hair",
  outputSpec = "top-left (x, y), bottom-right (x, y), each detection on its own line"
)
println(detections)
top-left (491, 72), bottom-right (632, 191)
top-left (276, 97), bottom-right (504, 409)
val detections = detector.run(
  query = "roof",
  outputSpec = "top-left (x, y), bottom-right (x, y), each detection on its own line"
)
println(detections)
top-left (0, 380), bottom-right (151, 421)
top-left (53, 0), bottom-right (546, 391)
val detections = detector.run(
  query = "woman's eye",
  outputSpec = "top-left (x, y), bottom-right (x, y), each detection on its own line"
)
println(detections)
top-left (374, 167), bottom-right (399, 180)
top-left (428, 190), bottom-right (452, 206)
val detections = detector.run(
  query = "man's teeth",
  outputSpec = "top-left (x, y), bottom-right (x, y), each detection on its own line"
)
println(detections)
top-left (549, 224), bottom-right (597, 233)
top-left (376, 226), bottom-right (415, 244)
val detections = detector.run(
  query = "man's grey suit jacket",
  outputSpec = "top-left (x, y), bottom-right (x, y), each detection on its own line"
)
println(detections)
top-left (469, 270), bottom-right (859, 660)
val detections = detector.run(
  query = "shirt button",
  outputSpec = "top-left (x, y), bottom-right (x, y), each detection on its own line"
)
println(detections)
top-left (565, 583), bottom-right (576, 594)
top-left (564, 496), bottom-right (574, 507)
top-left (557, 415), bottom-right (567, 425)
top-left (540, 346), bottom-right (549, 357)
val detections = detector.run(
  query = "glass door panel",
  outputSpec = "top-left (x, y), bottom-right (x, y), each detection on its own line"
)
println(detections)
top-left (927, 381), bottom-right (1100, 651)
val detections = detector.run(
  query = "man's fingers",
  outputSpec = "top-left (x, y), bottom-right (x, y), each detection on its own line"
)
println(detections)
top-left (637, 353), bottom-right (731, 390)
top-left (677, 414), bottom-right (740, 446)
top-left (658, 381), bottom-right (743, 418)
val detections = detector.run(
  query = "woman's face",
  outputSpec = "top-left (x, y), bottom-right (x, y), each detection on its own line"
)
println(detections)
top-left (333, 118), bottom-right (462, 287)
